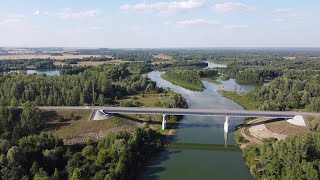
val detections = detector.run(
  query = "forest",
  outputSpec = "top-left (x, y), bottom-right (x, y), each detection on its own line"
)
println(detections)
top-left (0, 58), bottom-right (192, 179)
top-left (242, 134), bottom-right (320, 179)
top-left (0, 64), bottom-right (164, 106)
top-left (0, 103), bottom-right (163, 179)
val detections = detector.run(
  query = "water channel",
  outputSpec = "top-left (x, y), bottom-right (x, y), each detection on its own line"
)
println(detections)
top-left (140, 62), bottom-right (256, 180)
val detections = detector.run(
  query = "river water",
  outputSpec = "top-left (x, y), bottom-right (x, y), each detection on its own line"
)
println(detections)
top-left (8, 69), bottom-right (60, 76)
top-left (140, 63), bottom-right (256, 180)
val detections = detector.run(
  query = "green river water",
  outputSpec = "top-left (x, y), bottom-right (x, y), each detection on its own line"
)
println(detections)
top-left (140, 63), bottom-right (256, 180)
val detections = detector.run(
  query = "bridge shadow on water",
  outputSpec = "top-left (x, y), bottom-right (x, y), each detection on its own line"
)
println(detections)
top-left (179, 122), bottom-right (237, 129)
top-left (140, 150), bottom-right (181, 180)
top-left (140, 143), bottom-right (240, 180)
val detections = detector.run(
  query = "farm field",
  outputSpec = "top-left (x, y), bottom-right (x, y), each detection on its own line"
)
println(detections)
top-left (0, 53), bottom-right (109, 60)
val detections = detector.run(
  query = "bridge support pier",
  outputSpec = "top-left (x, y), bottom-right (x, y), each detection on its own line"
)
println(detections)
top-left (224, 116), bottom-right (229, 133)
top-left (162, 114), bottom-right (166, 130)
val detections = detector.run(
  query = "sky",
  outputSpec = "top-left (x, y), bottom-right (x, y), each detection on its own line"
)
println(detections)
top-left (0, 0), bottom-right (319, 48)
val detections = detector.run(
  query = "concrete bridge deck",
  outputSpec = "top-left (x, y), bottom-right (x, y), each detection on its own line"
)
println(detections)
top-left (38, 106), bottom-right (320, 118)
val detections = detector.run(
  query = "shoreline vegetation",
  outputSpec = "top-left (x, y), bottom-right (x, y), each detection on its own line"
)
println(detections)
top-left (161, 70), bottom-right (205, 92)
top-left (218, 90), bottom-right (261, 110)
top-left (233, 117), bottom-right (320, 179)
top-left (201, 77), bottom-right (222, 84)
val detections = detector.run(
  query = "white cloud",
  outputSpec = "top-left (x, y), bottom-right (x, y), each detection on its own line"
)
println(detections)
top-left (56, 9), bottom-right (99, 19)
top-left (215, 2), bottom-right (255, 13)
top-left (176, 18), bottom-right (220, 27)
top-left (273, 8), bottom-right (305, 19)
top-left (33, 10), bottom-right (49, 16)
top-left (0, 18), bottom-right (22, 25)
top-left (89, 26), bottom-right (104, 31)
top-left (8, 14), bottom-right (25, 18)
top-left (120, 0), bottom-right (204, 15)
top-left (0, 14), bottom-right (24, 26)
top-left (224, 24), bottom-right (248, 30)
top-left (33, 10), bottom-right (40, 16)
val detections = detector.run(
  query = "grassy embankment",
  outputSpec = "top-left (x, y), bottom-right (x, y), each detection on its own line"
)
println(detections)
top-left (44, 90), bottom-right (182, 143)
top-left (201, 77), bottom-right (222, 84)
top-left (161, 70), bottom-right (205, 92)
top-left (218, 90), bottom-right (261, 110)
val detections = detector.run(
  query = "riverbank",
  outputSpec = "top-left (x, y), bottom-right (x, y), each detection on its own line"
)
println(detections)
top-left (141, 71), bottom-right (252, 180)
top-left (218, 90), bottom-right (260, 110)
top-left (234, 117), bottom-right (315, 179)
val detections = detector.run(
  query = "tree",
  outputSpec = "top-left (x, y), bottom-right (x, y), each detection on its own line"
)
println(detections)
top-left (6, 146), bottom-right (24, 165)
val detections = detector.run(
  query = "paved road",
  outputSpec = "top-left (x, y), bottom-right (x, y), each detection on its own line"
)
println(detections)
top-left (37, 106), bottom-right (320, 118)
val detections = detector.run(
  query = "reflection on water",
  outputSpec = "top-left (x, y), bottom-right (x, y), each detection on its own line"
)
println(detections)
top-left (206, 61), bottom-right (227, 68)
top-left (140, 71), bottom-right (253, 180)
top-left (27, 70), bottom-right (60, 76)
top-left (8, 69), bottom-right (60, 76)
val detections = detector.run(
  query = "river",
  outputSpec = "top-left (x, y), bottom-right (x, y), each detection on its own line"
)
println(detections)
top-left (140, 63), bottom-right (256, 180)
top-left (8, 69), bottom-right (60, 76)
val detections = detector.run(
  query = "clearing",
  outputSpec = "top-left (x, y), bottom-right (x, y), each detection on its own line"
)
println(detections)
top-left (54, 59), bottom-right (126, 67)
top-left (236, 118), bottom-right (311, 149)
top-left (0, 53), bottom-right (107, 60)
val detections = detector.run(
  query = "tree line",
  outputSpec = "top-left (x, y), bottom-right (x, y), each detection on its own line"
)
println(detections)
top-left (0, 103), bottom-right (164, 179)
top-left (0, 64), bottom-right (163, 106)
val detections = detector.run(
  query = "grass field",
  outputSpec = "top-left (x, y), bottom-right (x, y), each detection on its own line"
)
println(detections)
top-left (43, 109), bottom-right (138, 144)
top-left (265, 119), bottom-right (310, 136)
top-left (201, 77), bottom-right (222, 84)
top-left (117, 91), bottom-right (176, 107)
top-left (218, 90), bottom-right (260, 110)
top-left (54, 59), bottom-right (125, 67)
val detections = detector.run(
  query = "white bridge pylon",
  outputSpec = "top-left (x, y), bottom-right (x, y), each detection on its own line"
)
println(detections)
top-left (224, 116), bottom-right (229, 133)
top-left (162, 114), bottom-right (166, 130)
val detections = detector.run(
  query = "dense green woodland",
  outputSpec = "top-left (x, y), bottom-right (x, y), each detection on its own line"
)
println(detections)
top-left (0, 64), bottom-right (164, 106)
top-left (0, 103), bottom-right (163, 179)
top-left (243, 134), bottom-right (320, 179)
top-left (0, 60), bottom-right (191, 179)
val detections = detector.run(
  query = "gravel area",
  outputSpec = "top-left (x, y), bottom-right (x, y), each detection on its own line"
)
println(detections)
top-left (249, 123), bottom-right (287, 141)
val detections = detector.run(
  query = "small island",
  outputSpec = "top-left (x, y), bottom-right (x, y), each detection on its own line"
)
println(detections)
top-left (161, 70), bottom-right (205, 92)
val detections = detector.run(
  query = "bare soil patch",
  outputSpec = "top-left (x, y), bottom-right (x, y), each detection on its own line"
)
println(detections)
top-left (152, 54), bottom-right (172, 60)
top-left (265, 120), bottom-right (310, 136)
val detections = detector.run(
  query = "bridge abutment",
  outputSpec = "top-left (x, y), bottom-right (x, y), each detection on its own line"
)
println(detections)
top-left (224, 116), bottom-right (229, 133)
top-left (162, 114), bottom-right (166, 130)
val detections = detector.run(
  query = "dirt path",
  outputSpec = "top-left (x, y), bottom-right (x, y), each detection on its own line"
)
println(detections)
top-left (240, 127), bottom-right (262, 148)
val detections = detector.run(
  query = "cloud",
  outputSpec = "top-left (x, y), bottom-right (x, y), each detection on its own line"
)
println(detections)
top-left (0, 14), bottom-right (24, 25)
top-left (214, 2), bottom-right (255, 13)
top-left (33, 10), bottom-right (49, 16)
top-left (56, 9), bottom-right (99, 19)
top-left (0, 18), bottom-right (22, 25)
top-left (33, 10), bottom-right (40, 16)
top-left (89, 26), bottom-right (104, 31)
top-left (176, 18), bottom-right (220, 27)
top-left (224, 24), bottom-right (248, 30)
top-left (273, 8), bottom-right (305, 19)
top-left (120, 0), bottom-right (204, 15)
top-left (8, 14), bottom-right (25, 18)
